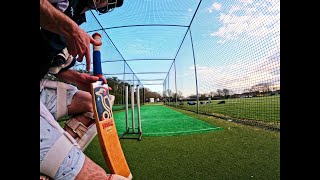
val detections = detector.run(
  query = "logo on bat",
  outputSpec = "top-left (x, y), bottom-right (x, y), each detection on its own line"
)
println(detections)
top-left (94, 87), bottom-right (114, 130)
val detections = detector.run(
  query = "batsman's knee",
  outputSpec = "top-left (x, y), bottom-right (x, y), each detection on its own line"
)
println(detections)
top-left (70, 90), bottom-right (94, 114)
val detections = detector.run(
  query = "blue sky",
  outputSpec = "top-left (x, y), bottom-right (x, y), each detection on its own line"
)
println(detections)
top-left (77, 0), bottom-right (280, 97)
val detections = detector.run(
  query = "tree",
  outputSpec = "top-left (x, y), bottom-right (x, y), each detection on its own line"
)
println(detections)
top-left (106, 77), bottom-right (123, 104)
top-left (251, 82), bottom-right (271, 96)
top-left (172, 91), bottom-right (183, 99)
top-left (188, 94), bottom-right (197, 100)
top-left (229, 89), bottom-right (235, 96)
top-left (216, 89), bottom-right (223, 97)
top-left (209, 91), bottom-right (215, 98)
top-left (222, 88), bottom-right (229, 96)
top-left (200, 93), bottom-right (207, 98)
top-left (166, 89), bottom-right (172, 97)
top-left (144, 88), bottom-right (161, 99)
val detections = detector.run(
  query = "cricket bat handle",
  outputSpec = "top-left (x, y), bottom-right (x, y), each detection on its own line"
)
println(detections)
top-left (92, 32), bottom-right (104, 81)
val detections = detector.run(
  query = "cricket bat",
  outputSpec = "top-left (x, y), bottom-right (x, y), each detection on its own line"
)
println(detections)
top-left (90, 32), bottom-right (132, 179)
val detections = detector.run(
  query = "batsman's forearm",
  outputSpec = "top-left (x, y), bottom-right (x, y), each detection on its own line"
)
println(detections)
top-left (40, 0), bottom-right (78, 38)
top-left (55, 69), bottom-right (79, 84)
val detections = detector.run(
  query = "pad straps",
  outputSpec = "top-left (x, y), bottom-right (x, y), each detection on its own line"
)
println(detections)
top-left (40, 101), bottom-right (80, 178)
top-left (40, 132), bottom-right (75, 178)
top-left (40, 80), bottom-right (73, 119)
top-left (56, 82), bottom-right (68, 119)
top-left (65, 118), bottom-right (88, 138)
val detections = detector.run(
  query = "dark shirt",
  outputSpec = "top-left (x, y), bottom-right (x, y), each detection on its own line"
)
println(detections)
top-left (39, 0), bottom-right (86, 80)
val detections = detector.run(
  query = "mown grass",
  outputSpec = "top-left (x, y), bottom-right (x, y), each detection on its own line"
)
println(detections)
top-left (170, 95), bottom-right (280, 123)
top-left (84, 105), bottom-right (280, 180)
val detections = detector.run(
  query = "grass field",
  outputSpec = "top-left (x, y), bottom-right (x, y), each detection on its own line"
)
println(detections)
top-left (84, 105), bottom-right (280, 180)
top-left (169, 95), bottom-right (280, 123)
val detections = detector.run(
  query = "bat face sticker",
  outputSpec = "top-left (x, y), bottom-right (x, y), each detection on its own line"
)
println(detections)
top-left (94, 87), bottom-right (114, 121)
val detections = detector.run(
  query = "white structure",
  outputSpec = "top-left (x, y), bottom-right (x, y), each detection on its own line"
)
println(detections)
top-left (150, 98), bottom-right (154, 103)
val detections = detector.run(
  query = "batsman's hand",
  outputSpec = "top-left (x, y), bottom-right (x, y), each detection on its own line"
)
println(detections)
top-left (96, 74), bottom-right (107, 85)
top-left (95, 74), bottom-right (112, 91)
top-left (75, 73), bottom-right (99, 93)
top-left (76, 73), bottom-right (112, 92)
top-left (65, 27), bottom-right (102, 72)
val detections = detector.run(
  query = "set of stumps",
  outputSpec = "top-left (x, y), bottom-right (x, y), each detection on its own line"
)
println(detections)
top-left (120, 85), bottom-right (143, 141)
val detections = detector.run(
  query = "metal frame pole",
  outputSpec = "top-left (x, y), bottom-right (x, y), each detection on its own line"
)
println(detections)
top-left (163, 81), bottom-right (165, 104)
top-left (190, 29), bottom-right (199, 114)
top-left (168, 75), bottom-right (170, 105)
top-left (174, 60), bottom-right (178, 107)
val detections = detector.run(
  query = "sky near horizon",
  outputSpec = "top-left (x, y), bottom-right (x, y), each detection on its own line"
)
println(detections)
top-left (77, 0), bottom-right (280, 97)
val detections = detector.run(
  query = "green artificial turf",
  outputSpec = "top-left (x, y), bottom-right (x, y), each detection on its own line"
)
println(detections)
top-left (113, 105), bottom-right (222, 137)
